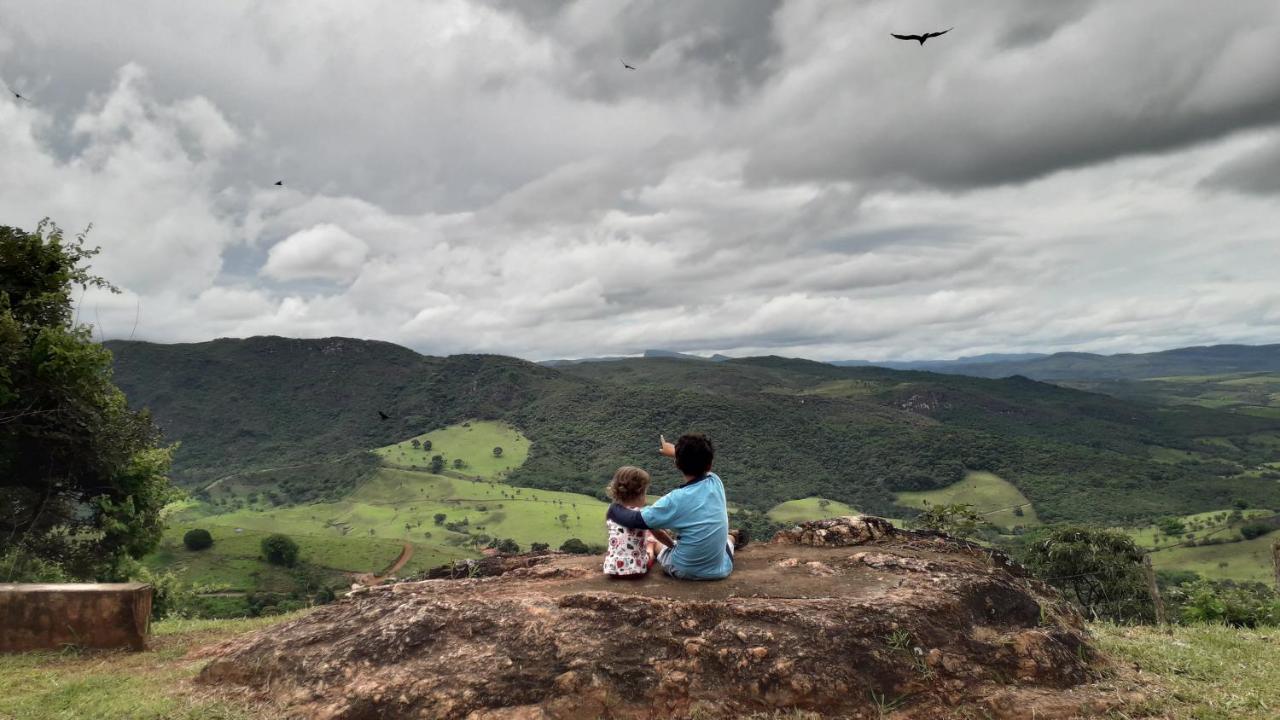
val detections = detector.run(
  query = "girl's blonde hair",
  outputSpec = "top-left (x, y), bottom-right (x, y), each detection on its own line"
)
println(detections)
top-left (606, 466), bottom-right (650, 505)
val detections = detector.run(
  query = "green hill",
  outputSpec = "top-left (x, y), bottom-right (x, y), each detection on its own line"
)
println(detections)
top-left (106, 338), bottom-right (1280, 526)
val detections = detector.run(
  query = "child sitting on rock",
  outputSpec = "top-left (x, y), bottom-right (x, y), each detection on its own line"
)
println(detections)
top-left (602, 466), bottom-right (672, 577)
top-left (607, 433), bottom-right (747, 580)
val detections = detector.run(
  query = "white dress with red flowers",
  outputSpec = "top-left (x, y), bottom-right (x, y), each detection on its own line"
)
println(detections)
top-left (603, 518), bottom-right (650, 576)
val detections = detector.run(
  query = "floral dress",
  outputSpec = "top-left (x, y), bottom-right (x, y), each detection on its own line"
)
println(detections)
top-left (603, 518), bottom-right (650, 576)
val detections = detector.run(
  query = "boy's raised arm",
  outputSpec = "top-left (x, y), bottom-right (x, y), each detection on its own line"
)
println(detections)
top-left (649, 528), bottom-right (675, 548)
top-left (659, 434), bottom-right (676, 458)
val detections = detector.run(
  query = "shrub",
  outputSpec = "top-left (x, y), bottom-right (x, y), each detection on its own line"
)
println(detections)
top-left (559, 538), bottom-right (591, 554)
top-left (183, 528), bottom-right (214, 551)
top-left (261, 534), bottom-right (299, 567)
top-left (1022, 525), bottom-right (1154, 623)
top-left (530, 542), bottom-right (550, 553)
top-left (1240, 523), bottom-right (1274, 540)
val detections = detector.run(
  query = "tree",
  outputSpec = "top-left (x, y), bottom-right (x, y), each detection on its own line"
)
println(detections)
top-left (496, 538), bottom-right (520, 554)
top-left (492, 446), bottom-right (503, 458)
top-left (0, 221), bottom-right (174, 581)
top-left (530, 542), bottom-right (550, 553)
top-left (182, 529), bottom-right (214, 551)
top-left (559, 538), bottom-right (591, 554)
top-left (430, 454), bottom-right (445, 473)
top-left (453, 458), bottom-right (465, 470)
top-left (1022, 526), bottom-right (1153, 623)
top-left (261, 534), bottom-right (299, 567)
top-left (411, 439), bottom-right (420, 449)
top-left (1157, 517), bottom-right (1186, 537)
top-left (433, 512), bottom-right (447, 526)
top-left (421, 440), bottom-right (432, 452)
top-left (557, 513), bottom-right (569, 527)
top-left (1240, 523), bottom-right (1274, 541)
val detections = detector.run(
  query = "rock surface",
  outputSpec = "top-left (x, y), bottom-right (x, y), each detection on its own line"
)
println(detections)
top-left (195, 517), bottom-right (1136, 719)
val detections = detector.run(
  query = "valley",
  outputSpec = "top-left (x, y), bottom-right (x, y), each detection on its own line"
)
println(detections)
top-left (108, 337), bottom-right (1280, 604)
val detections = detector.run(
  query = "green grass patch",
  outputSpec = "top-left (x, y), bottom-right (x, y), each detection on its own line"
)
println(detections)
top-left (767, 497), bottom-right (860, 524)
top-left (1093, 622), bottom-right (1280, 719)
top-left (1147, 533), bottom-right (1279, 584)
top-left (373, 420), bottom-right (529, 480)
top-left (895, 471), bottom-right (1040, 529)
top-left (0, 613), bottom-right (305, 720)
top-left (1120, 509), bottom-right (1275, 551)
top-left (1149, 446), bottom-right (1205, 463)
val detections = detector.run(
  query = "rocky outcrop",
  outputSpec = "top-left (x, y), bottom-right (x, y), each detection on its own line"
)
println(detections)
top-left (195, 517), bottom-right (1139, 719)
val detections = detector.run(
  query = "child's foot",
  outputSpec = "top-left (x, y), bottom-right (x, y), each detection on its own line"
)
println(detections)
top-left (729, 528), bottom-right (750, 549)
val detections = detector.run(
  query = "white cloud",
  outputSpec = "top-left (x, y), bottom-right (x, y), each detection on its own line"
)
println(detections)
top-left (0, 1), bottom-right (1277, 362)
top-left (262, 224), bottom-right (369, 283)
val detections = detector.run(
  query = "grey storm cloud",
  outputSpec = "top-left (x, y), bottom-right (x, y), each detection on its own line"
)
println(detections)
top-left (0, 0), bottom-right (1277, 362)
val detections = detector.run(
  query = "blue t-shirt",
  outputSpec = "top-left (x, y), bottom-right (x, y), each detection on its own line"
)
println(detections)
top-left (641, 473), bottom-right (732, 580)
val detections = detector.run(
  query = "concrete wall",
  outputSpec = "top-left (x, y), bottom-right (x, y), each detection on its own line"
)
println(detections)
top-left (0, 583), bottom-right (152, 652)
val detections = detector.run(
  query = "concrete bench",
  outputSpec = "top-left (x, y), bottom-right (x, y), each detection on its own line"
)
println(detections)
top-left (0, 583), bottom-right (152, 652)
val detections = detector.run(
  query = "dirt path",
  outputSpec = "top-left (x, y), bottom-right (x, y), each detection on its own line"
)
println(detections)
top-left (368, 542), bottom-right (413, 583)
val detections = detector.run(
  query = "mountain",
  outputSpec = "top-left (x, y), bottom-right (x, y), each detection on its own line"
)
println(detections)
top-left (926, 344), bottom-right (1280, 381)
top-left (105, 337), bottom-right (1280, 525)
top-left (831, 353), bottom-right (1048, 371)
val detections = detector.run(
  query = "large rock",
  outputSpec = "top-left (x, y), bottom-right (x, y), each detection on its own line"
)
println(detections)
top-left (196, 517), bottom-right (1135, 719)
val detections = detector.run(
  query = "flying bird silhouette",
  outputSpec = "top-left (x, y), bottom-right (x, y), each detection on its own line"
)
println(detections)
top-left (891, 28), bottom-right (953, 45)
top-left (1, 79), bottom-right (27, 102)
top-left (621, 60), bottom-right (636, 70)
top-left (378, 410), bottom-right (390, 421)
top-left (274, 180), bottom-right (284, 186)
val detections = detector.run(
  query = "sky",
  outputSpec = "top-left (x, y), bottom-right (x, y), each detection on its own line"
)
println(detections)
top-left (1, 0), bottom-right (1278, 362)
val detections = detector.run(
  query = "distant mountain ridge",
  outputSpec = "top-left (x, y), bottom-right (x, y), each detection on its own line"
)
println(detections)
top-left (927, 343), bottom-right (1280, 380)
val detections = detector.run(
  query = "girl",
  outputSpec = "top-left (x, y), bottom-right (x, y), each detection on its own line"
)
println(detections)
top-left (602, 466), bottom-right (672, 577)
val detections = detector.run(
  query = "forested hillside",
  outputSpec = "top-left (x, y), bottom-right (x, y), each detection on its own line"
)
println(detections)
top-left (107, 338), bottom-right (1280, 524)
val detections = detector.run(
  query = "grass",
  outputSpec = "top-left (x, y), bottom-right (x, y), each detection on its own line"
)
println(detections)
top-left (0, 613), bottom-right (306, 720)
top-left (767, 497), bottom-right (860, 524)
top-left (1093, 622), bottom-right (1280, 719)
top-left (372, 420), bottom-right (529, 480)
top-left (895, 471), bottom-right (1041, 529)
top-left (1147, 533), bottom-right (1279, 584)
top-left (1120, 509), bottom-right (1275, 550)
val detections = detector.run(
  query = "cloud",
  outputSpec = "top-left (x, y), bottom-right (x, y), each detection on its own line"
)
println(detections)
top-left (262, 224), bottom-right (369, 283)
top-left (0, 0), bottom-right (1278, 362)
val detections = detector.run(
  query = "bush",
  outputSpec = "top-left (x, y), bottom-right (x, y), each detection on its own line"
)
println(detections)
top-left (183, 528), bottom-right (214, 551)
top-left (1240, 523), bottom-right (1275, 540)
top-left (530, 542), bottom-right (550, 553)
top-left (261, 534), bottom-right (300, 567)
top-left (1170, 580), bottom-right (1280, 627)
top-left (1022, 525), bottom-right (1154, 623)
top-left (495, 538), bottom-right (520, 554)
top-left (559, 538), bottom-right (591, 554)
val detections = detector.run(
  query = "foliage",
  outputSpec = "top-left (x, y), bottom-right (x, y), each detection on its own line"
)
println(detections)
top-left (493, 446), bottom-right (503, 457)
top-left (559, 538), bottom-right (590, 554)
top-left (1022, 525), bottom-right (1155, 623)
top-left (731, 508), bottom-right (787, 543)
top-left (912, 502), bottom-right (982, 539)
top-left (1157, 516), bottom-right (1187, 536)
top-left (0, 221), bottom-right (174, 581)
top-left (530, 542), bottom-right (549, 552)
top-left (492, 538), bottom-right (520, 553)
top-left (182, 528), bottom-right (214, 551)
top-left (1239, 523), bottom-right (1274, 540)
top-left (261, 534), bottom-right (299, 567)
top-left (1166, 579), bottom-right (1280, 627)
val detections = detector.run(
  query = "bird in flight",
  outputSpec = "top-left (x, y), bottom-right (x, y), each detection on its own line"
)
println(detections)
top-left (891, 28), bottom-right (953, 45)
top-left (1, 79), bottom-right (28, 102)
top-left (274, 180), bottom-right (284, 186)
top-left (621, 60), bottom-right (636, 70)
top-left (378, 410), bottom-right (391, 421)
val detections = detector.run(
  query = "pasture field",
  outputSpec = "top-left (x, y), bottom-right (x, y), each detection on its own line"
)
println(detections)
top-left (373, 420), bottom-right (529, 480)
top-left (1120, 508), bottom-right (1276, 550)
top-left (1146, 533), bottom-right (1279, 584)
top-left (1148, 446), bottom-right (1205, 464)
top-left (767, 497), bottom-right (860, 524)
top-left (895, 471), bottom-right (1040, 529)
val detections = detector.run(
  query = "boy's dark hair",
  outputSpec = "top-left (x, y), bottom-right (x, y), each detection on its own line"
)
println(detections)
top-left (675, 433), bottom-right (714, 477)
top-left (607, 466), bottom-right (650, 504)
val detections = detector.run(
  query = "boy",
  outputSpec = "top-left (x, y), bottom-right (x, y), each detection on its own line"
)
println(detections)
top-left (606, 432), bottom-right (747, 580)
